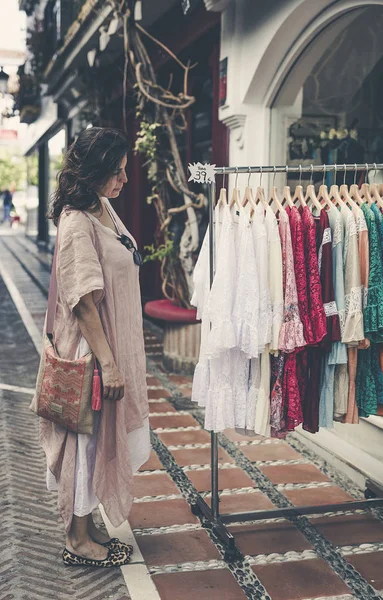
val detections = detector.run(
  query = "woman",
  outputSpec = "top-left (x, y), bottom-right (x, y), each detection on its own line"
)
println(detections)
top-left (41, 127), bottom-right (150, 568)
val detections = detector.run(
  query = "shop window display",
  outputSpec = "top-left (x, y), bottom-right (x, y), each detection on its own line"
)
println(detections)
top-left (275, 6), bottom-right (383, 187)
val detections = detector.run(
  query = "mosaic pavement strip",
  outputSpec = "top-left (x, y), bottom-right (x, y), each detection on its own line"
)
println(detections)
top-left (148, 429), bottom-right (273, 600)
top-left (133, 523), bottom-right (204, 537)
top-left (247, 549), bottom-right (317, 565)
top-left (136, 469), bottom-right (167, 477)
top-left (182, 463), bottom-right (238, 472)
top-left (339, 543), bottom-right (383, 556)
top-left (236, 438), bottom-right (286, 446)
top-left (153, 426), bottom-right (201, 432)
top-left (189, 412), bottom-right (382, 600)
top-left (167, 443), bottom-right (212, 450)
top-left (149, 559), bottom-right (226, 575)
top-left (276, 481), bottom-right (334, 491)
top-left (305, 596), bottom-right (355, 600)
top-left (147, 398), bottom-right (169, 403)
top-left (150, 411), bottom-right (190, 417)
top-left (133, 493), bottom-right (184, 503)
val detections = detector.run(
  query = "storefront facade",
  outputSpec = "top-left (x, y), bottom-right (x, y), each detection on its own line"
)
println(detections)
top-left (207, 0), bottom-right (383, 484)
top-left (19, 0), bottom-right (226, 301)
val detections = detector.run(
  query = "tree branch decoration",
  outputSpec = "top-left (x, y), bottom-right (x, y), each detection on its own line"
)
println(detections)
top-left (108, 0), bottom-right (206, 308)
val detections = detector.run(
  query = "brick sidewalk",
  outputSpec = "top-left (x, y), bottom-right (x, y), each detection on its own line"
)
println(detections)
top-left (1, 230), bottom-right (383, 600)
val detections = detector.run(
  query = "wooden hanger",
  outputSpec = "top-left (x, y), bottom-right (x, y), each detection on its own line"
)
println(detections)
top-left (242, 169), bottom-right (257, 217)
top-left (318, 184), bottom-right (333, 209)
top-left (217, 168), bottom-right (227, 207)
top-left (359, 164), bottom-right (372, 205)
top-left (340, 184), bottom-right (358, 211)
top-left (370, 183), bottom-right (383, 210)
top-left (350, 164), bottom-right (364, 206)
top-left (282, 185), bottom-right (294, 208)
top-left (330, 184), bottom-right (344, 207)
top-left (280, 167), bottom-right (294, 207)
top-left (253, 167), bottom-right (268, 209)
top-left (305, 165), bottom-right (322, 212)
top-left (269, 186), bottom-right (285, 214)
top-left (269, 167), bottom-right (285, 213)
top-left (339, 164), bottom-right (358, 211)
top-left (217, 187), bottom-right (227, 206)
top-left (328, 166), bottom-right (344, 208)
top-left (293, 165), bottom-right (307, 207)
top-left (361, 183), bottom-right (372, 206)
top-left (317, 166), bottom-right (333, 209)
top-left (229, 168), bottom-right (242, 210)
top-left (255, 185), bottom-right (268, 209)
top-left (242, 169), bottom-right (256, 208)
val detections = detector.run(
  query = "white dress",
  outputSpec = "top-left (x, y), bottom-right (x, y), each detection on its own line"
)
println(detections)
top-left (243, 204), bottom-right (273, 437)
top-left (264, 205), bottom-right (284, 354)
top-left (191, 204), bottom-right (223, 409)
top-left (47, 337), bottom-right (150, 516)
top-left (231, 205), bottom-right (260, 359)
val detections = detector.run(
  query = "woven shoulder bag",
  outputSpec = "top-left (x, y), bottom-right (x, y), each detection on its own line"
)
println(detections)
top-left (30, 216), bottom-right (102, 434)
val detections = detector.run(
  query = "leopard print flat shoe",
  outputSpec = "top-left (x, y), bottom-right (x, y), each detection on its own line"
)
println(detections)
top-left (102, 538), bottom-right (134, 555)
top-left (62, 547), bottom-right (131, 568)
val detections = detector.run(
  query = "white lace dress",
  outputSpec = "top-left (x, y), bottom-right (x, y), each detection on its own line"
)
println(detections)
top-left (243, 204), bottom-right (273, 437)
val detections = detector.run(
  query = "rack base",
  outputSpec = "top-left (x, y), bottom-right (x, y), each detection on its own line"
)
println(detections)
top-left (191, 479), bottom-right (383, 559)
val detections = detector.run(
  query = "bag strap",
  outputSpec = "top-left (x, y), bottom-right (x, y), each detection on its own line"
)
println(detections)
top-left (46, 220), bottom-right (60, 338)
top-left (46, 214), bottom-right (98, 371)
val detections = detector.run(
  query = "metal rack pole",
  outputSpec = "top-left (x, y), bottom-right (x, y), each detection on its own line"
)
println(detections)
top-left (208, 180), bottom-right (220, 520)
top-left (212, 162), bottom-right (383, 175)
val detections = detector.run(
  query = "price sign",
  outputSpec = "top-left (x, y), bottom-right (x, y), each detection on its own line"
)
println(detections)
top-left (188, 162), bottom-right (216, 185)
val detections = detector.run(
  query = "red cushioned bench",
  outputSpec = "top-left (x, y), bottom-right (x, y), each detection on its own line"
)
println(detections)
top-left (144, 299), bottom-right (197, 323)
top-left (144, 299), bottom-right (200, 373)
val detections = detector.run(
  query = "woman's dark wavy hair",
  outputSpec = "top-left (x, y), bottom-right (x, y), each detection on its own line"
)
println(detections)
top-left (49, 127), bottom-right (129, 225)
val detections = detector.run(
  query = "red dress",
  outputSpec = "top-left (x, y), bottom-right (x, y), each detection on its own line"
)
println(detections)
top-left (300, 206), bottom-right (327, 345)
top-left (313, 209), bottom-right (341, 350)
top-left (283, 207), bottom-right (309, 433)
top-left (286, 206), bottom-right (313, 343)
top-left (273, 211), bottom-right (306, 437)
top-left (299, 207), bottom-right (333, 433)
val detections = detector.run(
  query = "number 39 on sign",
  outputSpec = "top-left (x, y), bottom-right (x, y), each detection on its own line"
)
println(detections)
top-left (188, 162), bottom-right (216, 185)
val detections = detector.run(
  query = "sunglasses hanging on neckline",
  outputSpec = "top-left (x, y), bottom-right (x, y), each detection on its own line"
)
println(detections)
top-left (119, 234), bottom-right (144, 267)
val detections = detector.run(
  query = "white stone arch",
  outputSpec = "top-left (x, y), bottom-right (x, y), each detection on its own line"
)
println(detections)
top-left (244, 0), bottom-right (383, 108)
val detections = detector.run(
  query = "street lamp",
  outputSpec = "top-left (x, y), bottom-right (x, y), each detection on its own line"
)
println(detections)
top-left (0, 67), bottom-right (9, 95)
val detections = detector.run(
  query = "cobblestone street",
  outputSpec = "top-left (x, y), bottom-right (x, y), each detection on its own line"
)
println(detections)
top-left (1, 228), bottom-right (383, 600)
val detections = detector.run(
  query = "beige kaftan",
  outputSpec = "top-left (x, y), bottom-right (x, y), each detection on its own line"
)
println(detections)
top-left (40, 203), bottom-right (149, 532)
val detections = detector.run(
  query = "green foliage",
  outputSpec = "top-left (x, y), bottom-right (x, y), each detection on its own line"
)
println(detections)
top-left (26, 153), bottom-right (38, 187)
top-left (134, 115), bottom-right (161, 166)
top-left (0, 154), bottom-right (27, 190)
top-left (143, 238), bottom-right (175, 264)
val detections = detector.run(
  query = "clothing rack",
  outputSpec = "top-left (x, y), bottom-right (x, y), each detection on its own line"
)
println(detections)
top-left (189, 161), bottom-right (383, 558)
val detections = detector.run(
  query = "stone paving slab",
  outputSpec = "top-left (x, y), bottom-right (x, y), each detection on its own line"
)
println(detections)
top-left (1, 230), bottom-right (383, 600)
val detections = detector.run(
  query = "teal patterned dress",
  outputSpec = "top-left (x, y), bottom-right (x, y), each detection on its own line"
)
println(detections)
top-left (356, 204), bottom-right (383, 416)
